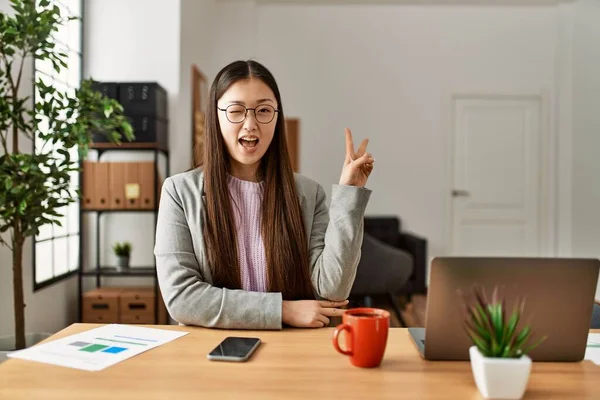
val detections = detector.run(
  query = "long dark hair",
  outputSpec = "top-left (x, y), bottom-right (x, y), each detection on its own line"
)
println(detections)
top-left (198, 60), bottom-right (314, 300)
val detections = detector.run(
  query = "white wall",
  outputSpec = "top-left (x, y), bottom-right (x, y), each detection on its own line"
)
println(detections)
top-left (0, 0), bottom-right (77, 339)
top-left (214, 2), bottom-right (560, 259)
top-left (83, 0), bottom-right (181, 282)
top-left (572, 0), bottom-right (600, 298)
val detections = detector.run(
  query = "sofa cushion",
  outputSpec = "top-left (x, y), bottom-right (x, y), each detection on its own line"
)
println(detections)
top-left (351, 233), bottom-right (414, 295)
top-left (364, 217), bottom-right (402, 248)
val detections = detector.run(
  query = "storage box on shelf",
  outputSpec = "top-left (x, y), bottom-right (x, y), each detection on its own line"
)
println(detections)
top-left (82, 161), bottom-right (161, 211)
top-left (118, 82), bottom-right (168, 120)
top-left (91, 82), bottom-right (168, 151)
top-left (120, 287), bottom-right (161, 324)
top-left (90, 81), bottom-right (118, 100)
top-left (82, 287), bottom-right (168, 324)
top-left (82, 287), bottom-right (121, 324)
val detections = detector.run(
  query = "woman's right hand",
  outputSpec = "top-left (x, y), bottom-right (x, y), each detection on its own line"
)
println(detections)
top-left (282, 299), bottom-right (349, 328)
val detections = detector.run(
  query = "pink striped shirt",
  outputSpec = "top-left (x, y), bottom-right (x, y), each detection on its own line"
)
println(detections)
top-left (228, 175), bottom-right (267, 292)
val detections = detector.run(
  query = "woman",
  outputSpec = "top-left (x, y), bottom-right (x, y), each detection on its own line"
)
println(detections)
top-left (155, 60), bottom-right (374, 329)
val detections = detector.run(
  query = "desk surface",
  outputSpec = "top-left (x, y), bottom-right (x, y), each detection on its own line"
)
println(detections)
top-left (1, 324), bottom-right (599, 400)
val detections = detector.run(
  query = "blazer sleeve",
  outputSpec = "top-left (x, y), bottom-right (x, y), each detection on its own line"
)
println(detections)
top-left (308, 183), bottom-right (372, 300)
top-left (154, 177), bottom-right (283, 329)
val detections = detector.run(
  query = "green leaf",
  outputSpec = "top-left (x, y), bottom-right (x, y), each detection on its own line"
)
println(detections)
top-left (103, 103), bottom-right (114, 118)
top-left (121, 120), bottom-right (134, 141)
top-left (503, 307), bottom-right (521, 345)
top-left (475, 302), bottom-right (494, 334)
top-left (522, 335), bottom-right (547, 355)
top-left (514, 326), bottom-right (532, 352)
top-left (18, 200), bottom-right (27, 214)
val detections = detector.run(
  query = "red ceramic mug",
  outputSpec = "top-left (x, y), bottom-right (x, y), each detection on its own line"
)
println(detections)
top-left (332, 307), bottom-right (390, 368)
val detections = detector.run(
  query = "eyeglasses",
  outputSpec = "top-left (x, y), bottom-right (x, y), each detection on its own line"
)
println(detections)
top-left (217, 104), bottom-right (279, 124)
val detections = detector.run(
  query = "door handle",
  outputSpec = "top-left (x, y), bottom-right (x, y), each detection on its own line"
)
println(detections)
top-left (452, 189), bottom-right (470, 197)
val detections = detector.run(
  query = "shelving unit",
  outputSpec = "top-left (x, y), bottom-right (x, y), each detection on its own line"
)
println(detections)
top-left (77, 144), bottom-right (169, 324)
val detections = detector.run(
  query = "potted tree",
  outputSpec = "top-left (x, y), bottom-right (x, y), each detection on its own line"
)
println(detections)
top-left (112, 241), bottom-right (132, 271)
top-left (462, 286), bottom-right (547, 400)
top-left (0, 0), bottom-right (133, 352)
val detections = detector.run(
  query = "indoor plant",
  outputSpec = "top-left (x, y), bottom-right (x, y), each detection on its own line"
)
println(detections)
top-left (0, 0), bottom-right (133, 351)
top-left (112, 241), bottom-right (132, 270)
top-left (462, 285), bottom-right (547, 400)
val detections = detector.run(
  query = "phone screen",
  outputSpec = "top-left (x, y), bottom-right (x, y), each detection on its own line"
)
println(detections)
top-left (208, 337), bottom-right (261, 360)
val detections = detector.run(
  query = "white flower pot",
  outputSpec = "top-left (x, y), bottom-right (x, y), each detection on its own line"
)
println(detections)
top-left (469, 346), bottom-right (532, 400)
top-left (116, 255), bottom-right (130, 271)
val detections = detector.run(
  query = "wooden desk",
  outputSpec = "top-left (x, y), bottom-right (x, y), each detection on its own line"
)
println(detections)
top-left (1, 324), bottom-right (599, 399)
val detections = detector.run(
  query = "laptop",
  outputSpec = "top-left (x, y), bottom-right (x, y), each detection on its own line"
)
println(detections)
top-left (409, 257), bottom-right (600, 361)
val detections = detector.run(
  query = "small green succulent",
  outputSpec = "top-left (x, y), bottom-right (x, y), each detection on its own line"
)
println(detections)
top-left (112, 241), bottom-right (132, 257)
top-left (461, 285), bottom-right (547, 358)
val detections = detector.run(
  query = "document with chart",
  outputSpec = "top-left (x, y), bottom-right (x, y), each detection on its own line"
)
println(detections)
top-left (7, 324), bottom-right (188, 371)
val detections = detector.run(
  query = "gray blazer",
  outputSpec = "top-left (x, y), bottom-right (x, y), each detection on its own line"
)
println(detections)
top-left (154, 168), bottom-right (371, 330)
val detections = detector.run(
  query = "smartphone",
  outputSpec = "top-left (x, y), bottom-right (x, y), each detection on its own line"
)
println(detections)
top-left (207, 337), bottom-right (261, 362)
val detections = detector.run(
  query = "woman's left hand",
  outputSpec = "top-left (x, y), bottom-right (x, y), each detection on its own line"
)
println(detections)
top-left (338, 128), bottom-right (374, 188)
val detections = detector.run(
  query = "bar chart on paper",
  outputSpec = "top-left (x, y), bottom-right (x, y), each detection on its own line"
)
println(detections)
top-left (7, 324), bottom-right (188, 371)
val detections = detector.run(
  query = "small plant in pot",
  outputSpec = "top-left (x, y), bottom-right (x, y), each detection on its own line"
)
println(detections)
top-left (112, 241), bottom-right (132, 271)
top-left (461, 285), bottom-right (547, 400)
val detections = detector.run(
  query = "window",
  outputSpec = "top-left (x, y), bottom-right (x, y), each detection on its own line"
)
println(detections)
top-left (33, 0), bottom-right (83, 291)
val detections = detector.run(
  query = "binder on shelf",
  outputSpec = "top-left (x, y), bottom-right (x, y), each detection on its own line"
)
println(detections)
top-left (82, 161), bottom-right (95, 209)
top-left (138, 162), bottom-right (156, 210)
top-left (95, 162), bottom-right (111, 210)
top-left (109, 162), bottom-right (126, 209)
top-left (124, 163), bottom-right (140, 209)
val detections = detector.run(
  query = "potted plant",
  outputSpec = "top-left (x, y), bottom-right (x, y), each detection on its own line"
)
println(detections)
top-left (461, 286), bottom-right (547, 400)
top-left (0, 0), bottom-right (133, 352)
top-left (112, 241), bottom-right (132, 271)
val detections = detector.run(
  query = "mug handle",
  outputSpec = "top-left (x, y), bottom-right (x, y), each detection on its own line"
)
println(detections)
top-left (332, 324), bottom-right (353, 356)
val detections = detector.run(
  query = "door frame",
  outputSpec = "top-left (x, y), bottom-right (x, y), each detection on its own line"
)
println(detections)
top-left (443, 92), bottom-right (556, 257)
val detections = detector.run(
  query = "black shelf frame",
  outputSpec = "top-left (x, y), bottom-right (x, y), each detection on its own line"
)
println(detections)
top-left (78, 145), bottom-right (169, 325)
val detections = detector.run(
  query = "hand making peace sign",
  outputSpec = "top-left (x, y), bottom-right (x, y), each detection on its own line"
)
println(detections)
top-left (338, 128), bottom-right (374, 188)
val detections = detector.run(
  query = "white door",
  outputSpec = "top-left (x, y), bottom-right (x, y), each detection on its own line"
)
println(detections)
top-left (450, 95), bottom-right (542, 256)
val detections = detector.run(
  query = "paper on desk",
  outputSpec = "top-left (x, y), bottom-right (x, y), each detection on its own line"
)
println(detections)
top-left (585, 333), bottom-right (600, 365)
top-left (7, 324), bottom-right (188, 371)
